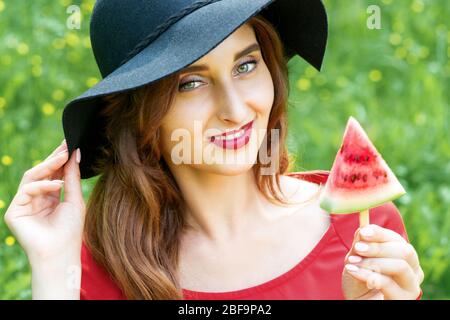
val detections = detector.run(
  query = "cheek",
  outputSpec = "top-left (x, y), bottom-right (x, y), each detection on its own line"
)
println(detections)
top-left (159, 105), bottom-right (207, 155)
top-left (246, 68), bottom-right (275, 115)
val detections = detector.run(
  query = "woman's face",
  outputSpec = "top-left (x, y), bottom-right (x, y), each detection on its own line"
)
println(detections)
top-left (160, 23), bottom-right (275, 175)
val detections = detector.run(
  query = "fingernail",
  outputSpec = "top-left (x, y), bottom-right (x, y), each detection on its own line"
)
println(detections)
top-left (348, 255), bottom-right (363, 263)
top-left (345, 264), bottom-right (359, 272)
top-left (76, 148), bottom-right (81, 164)
top-left (355, 242), bottom-right (369, 252)
top-left (53, 179), bottom-right (65, 184)
top-left (360, 226), bottom-right (374, 237)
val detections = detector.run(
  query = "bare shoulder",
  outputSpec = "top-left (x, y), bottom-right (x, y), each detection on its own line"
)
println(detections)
top-left (276, 174), bottom-right (330, 228)
top-left (278, 173), bottom-right (323, 205)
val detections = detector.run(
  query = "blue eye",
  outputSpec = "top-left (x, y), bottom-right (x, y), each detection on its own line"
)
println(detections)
top-left (179, 78), bottom-right (202, 91)
top-left (178, 59), bottom-right (259, 92)
top-left (234, 59), bottom-right (258, 76)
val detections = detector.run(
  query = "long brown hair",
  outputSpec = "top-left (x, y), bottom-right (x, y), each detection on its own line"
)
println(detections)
top-left (84, 14), bottom-right (311, 299)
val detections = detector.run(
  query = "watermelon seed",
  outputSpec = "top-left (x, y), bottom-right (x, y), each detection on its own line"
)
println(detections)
top-left (355, 155), bottom-right (360, 163)
top-left (365, 156), bottom-right (369, 161)
top-left (383, 172), bottom-right (387, 178)
top-left (362, 174), bottom-right (367, 182)
top-left (351, 174), bottom-right (356, 183)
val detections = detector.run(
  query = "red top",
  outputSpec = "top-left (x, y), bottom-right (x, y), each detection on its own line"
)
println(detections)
top-left (80, 170), bottom-right (420, 300)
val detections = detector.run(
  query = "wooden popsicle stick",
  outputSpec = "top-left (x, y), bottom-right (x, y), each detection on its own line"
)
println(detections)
top-left (359, 209), bottom-right (370, 227)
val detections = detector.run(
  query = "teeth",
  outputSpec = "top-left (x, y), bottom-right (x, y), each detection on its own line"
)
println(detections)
top-left (214, 129), bottom-right (245, 141)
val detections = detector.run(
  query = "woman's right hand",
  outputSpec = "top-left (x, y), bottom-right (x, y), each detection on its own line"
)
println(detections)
top-left (4, 139), bottom-right (85, 266)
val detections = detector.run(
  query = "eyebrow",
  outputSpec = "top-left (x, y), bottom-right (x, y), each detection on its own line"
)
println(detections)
top-left (179, 43), bottom-right (261, 74)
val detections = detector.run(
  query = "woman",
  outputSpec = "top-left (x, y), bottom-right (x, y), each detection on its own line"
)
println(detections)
top-left (4, 0), bottom-right (424, 300)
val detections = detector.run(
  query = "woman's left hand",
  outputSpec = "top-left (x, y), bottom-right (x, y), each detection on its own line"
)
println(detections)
top-left (342, 224), bottom-right (424, 300)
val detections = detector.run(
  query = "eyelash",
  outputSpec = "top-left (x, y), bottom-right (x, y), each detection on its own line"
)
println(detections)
top-left (178, 58), bottom-right (259, 92)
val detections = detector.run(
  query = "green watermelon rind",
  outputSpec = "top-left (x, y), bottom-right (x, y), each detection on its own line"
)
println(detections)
top-left (319, 189), bottom-right (406, 214)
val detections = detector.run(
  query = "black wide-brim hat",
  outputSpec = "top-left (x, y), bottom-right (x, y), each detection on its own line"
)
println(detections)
top-left (63, 0), bottom-right (328, 179)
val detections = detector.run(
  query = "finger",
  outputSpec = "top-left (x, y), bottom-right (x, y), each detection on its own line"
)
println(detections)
top-left (352, 241), bottom-right (420, 271)
top-left (31, 195), bottom-right (61, 215)
top-left (354, 289), bottom-right (384, 300)
top-left (345, 226), bottom-right (363, 261)
top-left (348, 257), bottom-right (418, 291)
top-left (63, 149), bottom-right (84, 208)
top-left (345, 265), bottom-right (412, 299)
top-left (44, 139), bottom-right (68, 162)
top-left (14, 180), bottom-right (65, 206)
top-left (20, 149), bottom-right (69, 186)
top-left (33, 140), bottom-right (67, 197)
top-left (358, 224), bottom-right (406, 243)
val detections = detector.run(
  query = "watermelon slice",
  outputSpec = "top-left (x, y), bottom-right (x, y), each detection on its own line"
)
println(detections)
top-left (319, 116), bottom-right (406, 214)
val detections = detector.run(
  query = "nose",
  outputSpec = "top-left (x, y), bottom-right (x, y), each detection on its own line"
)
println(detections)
top-left (216, 82), bottom-right (249, 125)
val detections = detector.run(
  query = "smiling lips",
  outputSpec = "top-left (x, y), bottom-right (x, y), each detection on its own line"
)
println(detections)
top-left (210, 120), bottom-right (254, 150)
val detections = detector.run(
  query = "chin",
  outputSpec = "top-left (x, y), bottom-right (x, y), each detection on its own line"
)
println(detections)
top-left (188, 144), bottom-right (259, 175)
top-left (197, 162), bottom-right (256, 176)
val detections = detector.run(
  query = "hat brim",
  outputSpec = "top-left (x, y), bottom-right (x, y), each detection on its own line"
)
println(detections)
top-left (63, 0), bottom-right (327, 179)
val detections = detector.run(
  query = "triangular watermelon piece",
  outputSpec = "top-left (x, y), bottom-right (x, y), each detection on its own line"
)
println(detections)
top-left (319, 116), bottom-right (406, 213)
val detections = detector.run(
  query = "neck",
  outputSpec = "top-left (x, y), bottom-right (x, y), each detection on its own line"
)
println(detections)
top-left (168, 165), bottom-right (270, 243)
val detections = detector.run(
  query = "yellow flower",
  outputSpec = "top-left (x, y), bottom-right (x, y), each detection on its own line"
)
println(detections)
top-left (42, 102), bottom-right (55, 116)
top-left (0, 1), bottom-right (5, 12)
top-left (419, 47), bottom-right (430, 59)
top-left (336, 76), bottom-right (348, 88)
top-left (395, 47), bottom-right (408, 59)
top-left (393, 21), bottom-right (404, 33)
top-left (0, 97), bottom-right (6, 109)
top-left (52, 38), bottom-right (66, 50)
top-left (414, 113), bottom-right (427, 125)
top-left (304, 66), bottom-right (317, 78)
top-left (0, 199), bottom-right (5, 209)
top-left (411, 0), bottom-right (424, 13)
top-left (31, 54), bottom-right (42, 65)
top-left (17, 43), bottom-right (29, 55)
top-left (82, 1), bottom-right (94, 12)
top-left (296, 78), bottom-right (311, 91)
top-left (83, 36), bottom-right (92, 49)
top-left (5, 236), bottom-right (15, 246)
top-left (59, 0), bottom-right (71, 7)
top-left (369, 69), bottom-right (382, 82)
top-left (389, 33), bottom-right (402, 46)
top-left (52, 89), bottom-right (65, 101)
top-left (1, 155), bottom-right (13, 166)
top-left (86, 77), bottom-right (99, 88)
top-left (65, 32), bottom-right (80, 47)
top-left (67, 51), bottom-right (81, 63)
top-left (32, 65), bottom-right (42, 77)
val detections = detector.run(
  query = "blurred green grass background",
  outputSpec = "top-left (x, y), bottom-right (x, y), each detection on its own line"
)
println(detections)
top-left (0, 0), bottom-right (449, 299)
